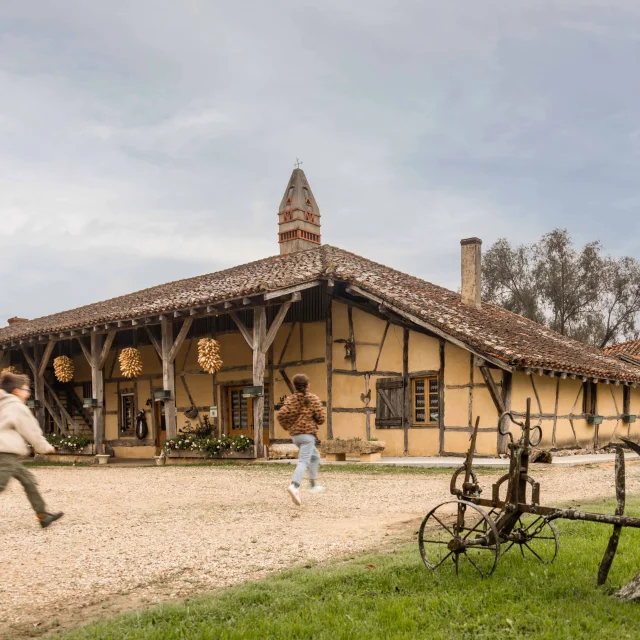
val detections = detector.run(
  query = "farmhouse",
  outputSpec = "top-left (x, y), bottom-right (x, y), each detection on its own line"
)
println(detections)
top-left (1, 168), bottom-right (640, 459)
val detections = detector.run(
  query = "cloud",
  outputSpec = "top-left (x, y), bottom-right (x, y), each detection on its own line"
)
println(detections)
top-left (0, 0), bottom-right (639, 325)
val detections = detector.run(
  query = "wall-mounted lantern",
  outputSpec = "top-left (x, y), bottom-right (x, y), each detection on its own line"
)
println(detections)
top-left (587, 415), bottom-right (603, 426)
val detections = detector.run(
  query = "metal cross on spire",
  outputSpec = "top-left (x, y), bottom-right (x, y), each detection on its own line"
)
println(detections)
top-left (294, 158), bottom-right (303, 169)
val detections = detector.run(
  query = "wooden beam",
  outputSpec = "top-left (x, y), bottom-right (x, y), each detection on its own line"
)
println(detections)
top-left (326, 291), bottom-right (333, 439)
top-left (144, 326), bottom-right (162, 357)
top-left (279, 368), bottom-right (295, 394)
top-left (161, 317), bottom-right (177, 439)
top-left (21, 345), bottom-right (46, 429)
top-left (37, 340), bottom-right (56, 378)
top-left (344, 284), bottom-right (514, 373)
top-left (98, 331), bottom-right (117, 370)
top-left (21, 346), bottom-right (36, 375)
top-left (90, 332), bottom-right (106, 454)
top-left (479, 365), bottom-right (506, 415)
top-left (230, 312), bottom-right (254, 349)
top-left (76, 338), bottom-right (92, 365)
top-left (263, 280), bottom-right (320, 301)
top-left (252, 307), bottom-right (267, 457)
top-left (498, 371), bottom-right (513, 455)
top-left (168, 317), bottom-right (193, 364)
top-left (263, 301), bottom-right (291, 354)
top-left (403, 328), bottom-right (409, 455)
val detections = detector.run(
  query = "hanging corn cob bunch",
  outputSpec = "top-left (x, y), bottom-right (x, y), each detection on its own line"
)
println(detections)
top-left (1, 366), bottom-right (20, 376)
top-left (119, 347), bottom-right (143, 378)
top-left (53, 355), bottom-right (74, 382)
top-left (197, 338), bottom-right (223, 374)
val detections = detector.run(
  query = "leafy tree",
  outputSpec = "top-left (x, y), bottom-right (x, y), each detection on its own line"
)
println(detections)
top-left (482, 229), bottom-right (640, 348)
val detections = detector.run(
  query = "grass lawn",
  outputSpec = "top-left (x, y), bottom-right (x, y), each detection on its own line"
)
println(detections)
top-left (60, 497), bottom-right (640, 640)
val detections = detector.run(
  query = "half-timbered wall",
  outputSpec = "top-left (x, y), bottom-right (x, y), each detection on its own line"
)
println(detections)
top-left (509, 372), bottom-right (640, 451)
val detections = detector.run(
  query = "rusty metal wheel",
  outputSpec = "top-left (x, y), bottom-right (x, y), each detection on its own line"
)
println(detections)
top-left (418, 500), bottom-right (501, 578)
top-left (502, 515), bottom-right (559, 564)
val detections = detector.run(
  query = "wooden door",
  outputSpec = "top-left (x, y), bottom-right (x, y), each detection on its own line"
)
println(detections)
top-left (227, 386), bottom-right (270, 445)
top-left (155, 400), bottom-right (167, 450)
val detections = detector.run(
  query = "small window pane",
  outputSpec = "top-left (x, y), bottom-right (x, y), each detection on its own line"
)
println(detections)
top-left (429, 395), bottom-right (439, 408)
top-left (429, 411), bottom-right (439, 422)
top-left (415, 380), bottom-right (425, 393)
top-left (429, 379), bottom-right (438, 393)
top-left (416, 410), bottom-right (425, 422)
top-left (415, 394), bottom-right (425, 407)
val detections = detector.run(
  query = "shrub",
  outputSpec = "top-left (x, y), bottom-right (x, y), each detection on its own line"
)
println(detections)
top-left (45, 434), bottom-right (93, 452)
top-left (164, 434), bottom-right (254, 457)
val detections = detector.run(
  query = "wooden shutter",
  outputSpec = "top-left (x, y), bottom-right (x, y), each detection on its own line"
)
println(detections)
top-left (375, 377), bottom-right (404, 428)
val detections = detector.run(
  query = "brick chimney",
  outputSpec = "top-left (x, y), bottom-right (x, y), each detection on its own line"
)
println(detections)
top-left (7, 317), bottom-right (28, 326)
top-left (460, 238), bottom-right (482, 308)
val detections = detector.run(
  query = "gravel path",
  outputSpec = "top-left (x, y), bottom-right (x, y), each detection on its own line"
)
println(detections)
top-left (1, 461), bottom-right (639, 637)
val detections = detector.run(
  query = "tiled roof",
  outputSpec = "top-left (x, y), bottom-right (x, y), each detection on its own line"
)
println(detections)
top-left (604, 341), bottom-right (640, 365)
top-left (2, 245), bottom-right (639, 383)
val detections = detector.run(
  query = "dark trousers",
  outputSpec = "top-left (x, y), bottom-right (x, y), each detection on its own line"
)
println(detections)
top-left (0, 453), bottom-right (46, 514)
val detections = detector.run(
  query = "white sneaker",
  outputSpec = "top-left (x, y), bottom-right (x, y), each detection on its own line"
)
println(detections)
top-left (287, 484), bottom-right (301, 505)
top-left (308, 484), bottom-right (325, 494)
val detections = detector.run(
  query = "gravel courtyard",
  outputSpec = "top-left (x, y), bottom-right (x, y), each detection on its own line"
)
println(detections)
top-left (1, 461), bottom-right (639, 638)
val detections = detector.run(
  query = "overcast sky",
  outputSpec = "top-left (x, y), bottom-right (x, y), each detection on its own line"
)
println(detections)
top-left (1, 1), bottom-right (639, 325)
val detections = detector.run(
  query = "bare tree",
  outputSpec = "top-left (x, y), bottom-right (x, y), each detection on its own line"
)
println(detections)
top-left (482, 229), bottom-right (640, 348)
top-left (481, 238), bottom-right (544, 324)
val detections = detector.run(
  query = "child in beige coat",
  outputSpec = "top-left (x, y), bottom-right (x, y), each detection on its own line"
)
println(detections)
top-left (0, 372), bottom-right (63, 528)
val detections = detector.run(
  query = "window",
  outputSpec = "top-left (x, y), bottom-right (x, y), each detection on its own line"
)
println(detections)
top-left (413, 377), bottom-right (439, 425)
top-left (120, 393), bottom-right (135, 434)
top-left (227, 386), bottom-right (270, 434)
top-left (229, 388), bottom-right (249, 432)
top-left (582, 382), bottom-right (597, 415)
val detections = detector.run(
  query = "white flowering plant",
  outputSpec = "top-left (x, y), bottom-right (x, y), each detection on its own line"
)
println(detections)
top-left (45, 434), bottom-right (93, 452)
top-left (163, 434), bottom-right (254, 456)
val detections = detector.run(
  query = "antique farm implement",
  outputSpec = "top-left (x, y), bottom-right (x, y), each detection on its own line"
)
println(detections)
top-left (418, 398), bottom-right (640, 582)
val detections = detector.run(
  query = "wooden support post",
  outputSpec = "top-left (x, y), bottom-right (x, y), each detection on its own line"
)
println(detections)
top-left (597, 446), bottom-right (625, 585)
top-left (498, 371), bottom-right (513, 454)
top-left (439, 340), bottom-right (445, 455)
top-left (161, 317), bottom-right (177, 440)
top-left (230, 298), bottom-right (297, 457)
top-left (403, 328), bottom-right (409, 456)
top-left (90, 333), bottom-right (105, 454)
top-left (22, 341), bottom-right (55, 430)
top-left (253, 307), bottom-right (267, 457)
top-left (325, 285), bottom-right (333, 439)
